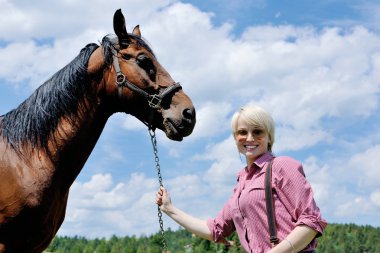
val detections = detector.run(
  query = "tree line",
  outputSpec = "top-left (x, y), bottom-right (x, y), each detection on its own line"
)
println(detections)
top-left (45, 223), bottom-right (380, 253)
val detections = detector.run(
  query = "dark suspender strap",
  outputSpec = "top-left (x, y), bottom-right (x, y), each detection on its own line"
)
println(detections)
top-left (265, 159), bottom-right (279, 246)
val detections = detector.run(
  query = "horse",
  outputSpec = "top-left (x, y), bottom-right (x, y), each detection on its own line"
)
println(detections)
top-left (0, 9), bottom-right (196, 253)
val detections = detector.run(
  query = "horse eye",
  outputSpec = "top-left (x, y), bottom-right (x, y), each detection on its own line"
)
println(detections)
top-left (121, 53), bottom-right (131, 60)
top-left (136, 54), bottom-right (156, 79)
top-left (136, 55), bottom-right (151, 68)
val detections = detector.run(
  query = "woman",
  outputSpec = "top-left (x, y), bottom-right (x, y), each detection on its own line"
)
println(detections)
top-left (156, 105), bottom-right (327, 253)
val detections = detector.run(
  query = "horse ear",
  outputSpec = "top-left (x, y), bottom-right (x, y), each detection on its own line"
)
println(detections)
top-left (132, 25), bottom-right (141, 37)
top-left (113, 9), bottom-right (130, 47)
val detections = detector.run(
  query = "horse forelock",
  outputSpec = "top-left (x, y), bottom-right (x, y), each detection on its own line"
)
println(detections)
top-left (0, 43), bottom-right (99, 153)
top-left (101, 34), bottom-right (155, 66)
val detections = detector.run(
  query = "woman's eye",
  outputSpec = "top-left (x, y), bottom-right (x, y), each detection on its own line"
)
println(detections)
top-left (253, 129), bottom-right (264, 135)
top-left (237, 130), bottom-right (247, 136)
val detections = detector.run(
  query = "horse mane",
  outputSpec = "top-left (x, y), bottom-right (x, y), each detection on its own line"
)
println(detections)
top-left (0, 43), bottom-right (100, 153)
top-left (0, 34), bottom-right (154, 154)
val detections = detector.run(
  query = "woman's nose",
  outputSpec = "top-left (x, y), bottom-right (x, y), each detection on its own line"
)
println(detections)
top-left (246, 132), bottom-right (255, 141)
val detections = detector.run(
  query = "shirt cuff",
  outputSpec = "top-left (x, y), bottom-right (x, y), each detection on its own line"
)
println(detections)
top-left (207, 218), bottom-right (227, 243)
top-left (296, 214), bottom-right (328, 236)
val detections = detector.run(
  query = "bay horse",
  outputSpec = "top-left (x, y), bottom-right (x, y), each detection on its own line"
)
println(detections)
top-left (0, 9), bottom-right (196, 253)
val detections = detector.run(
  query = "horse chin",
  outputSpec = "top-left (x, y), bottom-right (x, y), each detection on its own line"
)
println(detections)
top-left (162, 118), bottom-right (184, 141)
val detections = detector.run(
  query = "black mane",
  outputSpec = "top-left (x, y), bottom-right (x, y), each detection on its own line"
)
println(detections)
top-left (0, 34), bottom-right (154, 153)
top-left (0, 43), bottom-right (99, 152)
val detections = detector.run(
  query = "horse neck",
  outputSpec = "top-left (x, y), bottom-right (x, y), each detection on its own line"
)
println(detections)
top-left (46, 46), bottom-right (116, 188)
top-left (48, 93), bottom-right (111, 188)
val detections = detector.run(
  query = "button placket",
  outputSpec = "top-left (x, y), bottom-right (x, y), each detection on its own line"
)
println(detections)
top-left (237, 177), bottom-right (251, 248)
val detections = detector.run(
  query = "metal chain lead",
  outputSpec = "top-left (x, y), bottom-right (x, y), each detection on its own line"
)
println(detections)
top-left (149, 129), bottom-right (168, 253)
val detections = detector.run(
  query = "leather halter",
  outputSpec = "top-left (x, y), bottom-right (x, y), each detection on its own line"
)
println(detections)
top-left (111, 48), bottom-right (182, 129)
top-left (111, 48), bottom-right (181, 109)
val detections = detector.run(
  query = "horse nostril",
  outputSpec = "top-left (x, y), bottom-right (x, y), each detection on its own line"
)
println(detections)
top-left (180, 108), bottom-right (196, 136)
top-left (182, 108), bottom-right (194, 120)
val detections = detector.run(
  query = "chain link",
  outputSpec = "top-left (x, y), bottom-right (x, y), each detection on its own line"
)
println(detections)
top-left (149, 129), bottom-right (168, 253)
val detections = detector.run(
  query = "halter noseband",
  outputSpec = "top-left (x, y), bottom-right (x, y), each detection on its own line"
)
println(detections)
top-left (111, 48), bottom-right (181, 109)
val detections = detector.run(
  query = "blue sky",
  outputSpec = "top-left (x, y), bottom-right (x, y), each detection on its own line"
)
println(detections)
top-left (1, 0), bottom-right (380, 238)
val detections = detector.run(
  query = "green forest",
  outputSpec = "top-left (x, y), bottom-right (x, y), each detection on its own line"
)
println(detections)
top-left (45, 223), bottom-right (380, 253)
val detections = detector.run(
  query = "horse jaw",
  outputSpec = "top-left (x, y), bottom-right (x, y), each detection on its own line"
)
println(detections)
top-left (162, 119), bottom-right (184, 141)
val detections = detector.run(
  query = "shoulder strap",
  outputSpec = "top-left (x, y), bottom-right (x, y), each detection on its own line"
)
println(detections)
top-left (265, 159), bottom-right (279, 246)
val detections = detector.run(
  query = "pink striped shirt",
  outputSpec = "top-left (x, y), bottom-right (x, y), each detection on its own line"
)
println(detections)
top-left (207, 152), bottom-right (327, 253)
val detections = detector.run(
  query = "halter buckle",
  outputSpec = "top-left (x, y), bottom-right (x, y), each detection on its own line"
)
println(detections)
top-left (148, 94), bottom-right (162, 109)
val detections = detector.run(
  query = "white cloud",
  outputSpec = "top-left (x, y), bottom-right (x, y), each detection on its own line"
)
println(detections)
top-left (121, 114), bottom-right (148, 131)
top-left (0, 0), bottom-right (175, 41)
top-left (275, 126), bottom-right (329, 152)
top-left (349, 145), bottom-right (380, 187)
top-left (0, 29), bottom-right (106, 88)
top-left (167, 174), bottom-right (206, 200)
top-left (370, 190), bottom-right (380, 207)
top-left (335, 197), bottom-right (374, 218)
top-left (63, 173), bottom-right (159, 237)
top-left (201, 137), bottom-right (242, 195)
top-left (302, 156), bottom-right (333, 207)
top-left (190, 102), bottom-right (233, 139)
top-left (303, 145), bottom-right (380, 224)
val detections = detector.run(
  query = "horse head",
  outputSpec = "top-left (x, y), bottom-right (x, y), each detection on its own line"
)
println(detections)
top-left (93, 9), bottom-right (196, 141)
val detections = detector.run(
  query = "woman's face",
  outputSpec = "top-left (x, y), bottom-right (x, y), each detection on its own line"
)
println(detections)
top-left (234, 117), bottom-right (269, 166)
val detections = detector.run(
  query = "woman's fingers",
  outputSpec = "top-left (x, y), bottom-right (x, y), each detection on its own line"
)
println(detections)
top-left (156, 187), bottom-right (166, 205)
top-left (156, 187), bottom-right (171, 206)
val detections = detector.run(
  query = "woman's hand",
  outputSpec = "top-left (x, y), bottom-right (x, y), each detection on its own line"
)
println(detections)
top-left (155, 186), bottom-right (213, 241)
top-left (156, 186), bottom-right (172, 213)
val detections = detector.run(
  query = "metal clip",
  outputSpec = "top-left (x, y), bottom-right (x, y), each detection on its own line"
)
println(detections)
top-left (116, 73), bottom-right (126, 86)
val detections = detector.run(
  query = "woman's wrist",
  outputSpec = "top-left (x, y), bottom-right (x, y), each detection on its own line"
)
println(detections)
top-left (284, 238), bottom-right (294, 253)
top-left (161, 203), bottom-right (175, 215)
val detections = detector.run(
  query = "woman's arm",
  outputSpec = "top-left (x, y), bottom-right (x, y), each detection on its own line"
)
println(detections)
top-left (269, 157), bottom-right (327, 252)
top-left (156, 187), bottom-right (212, 241)
top-left (269, 225), bottom-right (318, 253)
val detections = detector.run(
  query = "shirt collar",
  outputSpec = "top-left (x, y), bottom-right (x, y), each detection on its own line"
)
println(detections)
top-left (246, 152), bottom-right (274, 172)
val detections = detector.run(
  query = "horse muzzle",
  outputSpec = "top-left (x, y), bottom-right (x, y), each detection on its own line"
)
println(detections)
top-left (162, 107), bottom-right (196, 141)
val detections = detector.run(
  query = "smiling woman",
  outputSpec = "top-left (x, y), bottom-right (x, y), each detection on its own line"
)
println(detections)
top-left (0, 9), bottom-right (195, 253)
top-left (156, 105), bottom-right (326, 253)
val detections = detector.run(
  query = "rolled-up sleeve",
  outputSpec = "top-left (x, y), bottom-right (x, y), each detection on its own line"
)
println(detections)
top-left (207, 196), bottom-right (236, 243)
top-left (274, 157), bottom-right (327, 235)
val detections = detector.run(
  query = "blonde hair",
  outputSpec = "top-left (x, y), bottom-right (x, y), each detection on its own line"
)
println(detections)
top-left (231, 105), bottom-right (275, 151)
